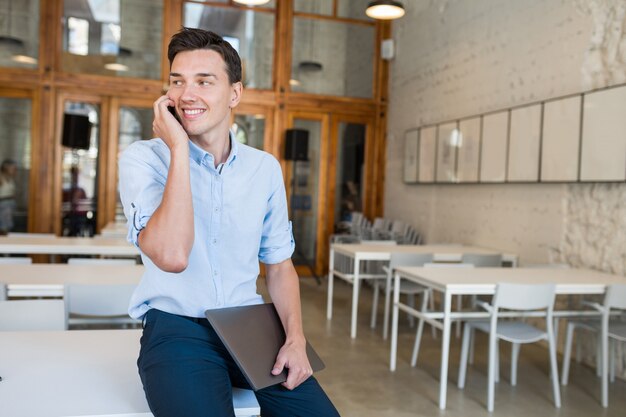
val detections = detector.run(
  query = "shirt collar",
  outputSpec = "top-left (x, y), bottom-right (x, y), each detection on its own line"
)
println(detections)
top-left (187, 130), bottom-right (239, 167)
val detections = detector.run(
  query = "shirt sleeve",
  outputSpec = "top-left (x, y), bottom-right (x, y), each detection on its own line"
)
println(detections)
top-left (118, 141), bottom-right (167, 248)
top-left (258, 156), bottom-right (295, 264)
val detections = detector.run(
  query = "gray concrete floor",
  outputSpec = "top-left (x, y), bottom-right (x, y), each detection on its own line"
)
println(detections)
top-left (263, 277), bottom-right (626, 417)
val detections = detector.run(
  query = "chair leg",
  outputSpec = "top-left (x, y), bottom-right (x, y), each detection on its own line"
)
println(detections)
top-left (407, 294), bottom-right (415, 328)
top-left (547, 325), bottom-right (562, 408)
top-left (370, 280), bottom-right (379, 329)
top-left (410, 290), bottom-right (429, 367)
top-left (495, 339), bottom-right (500, 384)
top-left (596, 334), bottom-right (602, 378)
top-left (487, 332), bottom-right (497, 412)
top-left (601, 332), bottom-right (609, 408)
top-left (609, 339), bottom-right (615, 384)
top-left (429, 289), bottom-right (436, 339)
top-left (511, 343), bottom-right (520, 386)
top-left (469, 327), bottom-right (475, 365)
top-left (455, 295), bottom-right (462, 338)
top-left (561, 322), bottom-right (575, 385)
top-left (458, 323), bottom-right (471, 389)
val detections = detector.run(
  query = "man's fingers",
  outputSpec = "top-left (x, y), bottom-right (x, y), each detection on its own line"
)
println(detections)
top-left (271, 358), bottom-right (285, 376)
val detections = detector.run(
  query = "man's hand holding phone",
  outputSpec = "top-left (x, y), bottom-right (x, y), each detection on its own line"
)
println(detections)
top-left (153, 95), bottom-right (188, 151)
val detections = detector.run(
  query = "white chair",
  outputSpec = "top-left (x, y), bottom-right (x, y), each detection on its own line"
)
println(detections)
top-left (409, 263), bottom-right (475, 366)
top-left (64, 283), bottom-right (138, 328)
top-left (561, 284), bottom-right (626, 407)
top-left (457, 283), bottom-right (561, 412)
top-left (0, 257), bottom-right (32, 264)
top-left (67, 258), bottom-right (137, 265)
top-left (461, 253), bottom-right (503, 267)
top-left (0, 299), bottom-right (66, 331)
top-left (378, 253), bottom-right (434, 338)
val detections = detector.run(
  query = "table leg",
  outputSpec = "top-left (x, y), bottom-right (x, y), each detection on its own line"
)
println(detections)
top-left (350, 256), bottom-right (360, 339)
top-left (390, 271), bottom-right (401, 371)
top-left (326, 248), bottom-right (335, 320)
top-left (439, 290), bottom-right (452, 410)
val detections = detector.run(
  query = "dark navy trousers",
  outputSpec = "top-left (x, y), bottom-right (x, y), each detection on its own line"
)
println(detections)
top-left (138, 308), bottom-right (340, 417)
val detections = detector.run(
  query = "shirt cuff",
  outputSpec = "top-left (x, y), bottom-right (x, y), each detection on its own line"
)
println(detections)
top-left (127, 202), bottom-right (152, 248)
top-left (259, 221), bottom-right (295, 264)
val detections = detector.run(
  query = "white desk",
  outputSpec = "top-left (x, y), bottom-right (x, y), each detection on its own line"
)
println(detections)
top-left (1, 264), bottom-right (144, 297)
top-left (327, 243), bottom-right (518, 338)
top-left (389, 267), bottom-right (626, 410)
top-left (0, 329), bottom-right (261, 417)
top-left (99, 221), bottom-right (129, 238)
top-left (0, 235), bottom-right (139, 256)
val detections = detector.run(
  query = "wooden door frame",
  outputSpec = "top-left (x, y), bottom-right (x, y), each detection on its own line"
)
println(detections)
top-left (286, 110), bottom-right (330, 277)
top-left (233, 103), bottom-right (276, 155)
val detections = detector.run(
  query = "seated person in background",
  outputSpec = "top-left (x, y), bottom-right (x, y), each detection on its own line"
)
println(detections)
top-left (0, 159), bottom-right (17, 234)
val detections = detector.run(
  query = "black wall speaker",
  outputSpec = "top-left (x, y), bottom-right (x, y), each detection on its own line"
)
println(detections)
top-left (62, 114), bottom-right (91, 150)
top-left (284, 129), bottom-right (309, 161)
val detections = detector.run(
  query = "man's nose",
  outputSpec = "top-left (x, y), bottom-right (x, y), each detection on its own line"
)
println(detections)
top-left (180, 84), bottom-right (198, 102)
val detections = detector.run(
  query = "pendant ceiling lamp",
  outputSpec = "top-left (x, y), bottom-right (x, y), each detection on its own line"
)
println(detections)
top-left (232, 0), bottom-right (271, 6)
top-left (366, 1), bottom-right (405, 20)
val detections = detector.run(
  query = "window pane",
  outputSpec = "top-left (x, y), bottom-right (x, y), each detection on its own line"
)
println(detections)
top-left (0, 0), bottom-right (40, 69)
top-left (334, 122), bottom-right (366, 232)
top-left (292, 18), bottom-right (374, 98)
top-left (294, 0), bottom-right (332, 16)
top-left (290, 119), bottom-right (320, 266)
top-left (184, 4), bottom-right (275, 90)
top-left (62, 0), bottom-right (163, 80)
top-left (233, 114), bottom-right (265, 150)
top-left (116, 106), bottom-right (152, 219)
top-left (61, 102), bottom-right (100, 237)
top-left (337, 0), bottom-right (374, 20)
top-left (0, 97), bottom-right (31, 233)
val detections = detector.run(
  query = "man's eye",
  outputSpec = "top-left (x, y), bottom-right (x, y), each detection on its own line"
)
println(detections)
top-left (171, 80), bottom-right (183, 86)
top-left (200, 80), bottom-right (212, 86)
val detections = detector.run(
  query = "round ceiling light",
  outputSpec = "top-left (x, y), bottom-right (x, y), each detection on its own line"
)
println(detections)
top-left (366, 1), bottom-right (405, 20)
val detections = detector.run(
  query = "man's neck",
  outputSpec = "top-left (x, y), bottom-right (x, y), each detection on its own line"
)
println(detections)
top-left (190, 132), bottom-right (231, 168)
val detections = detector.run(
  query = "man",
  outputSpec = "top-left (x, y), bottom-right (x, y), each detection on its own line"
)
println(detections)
top-left (119, 28), bottom-right (339, 417)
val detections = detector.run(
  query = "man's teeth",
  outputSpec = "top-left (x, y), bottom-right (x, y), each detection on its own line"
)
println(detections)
top-left (184, 109), bottom-right (204, 115)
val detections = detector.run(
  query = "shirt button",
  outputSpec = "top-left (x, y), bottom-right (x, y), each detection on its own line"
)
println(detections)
top-left (214, 207), bottom-right (219, 212)
top-left (213, 238), bottom-right (217, 244)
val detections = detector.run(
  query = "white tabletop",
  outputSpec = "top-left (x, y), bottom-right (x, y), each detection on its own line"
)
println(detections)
top-left (99, 221), bottom-right (129, 238)
top-left (0, 330), bottom-right (260, 417)
top-left (1, 264), bottom-right (144, 297)
top-left (0, 235), bottom-right (139, 256)
top-left (394, 266), bottom-right (626, 295)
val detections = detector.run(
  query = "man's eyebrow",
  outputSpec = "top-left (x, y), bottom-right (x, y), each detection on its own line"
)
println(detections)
top-left (168, 72), bottom-right (217, 78)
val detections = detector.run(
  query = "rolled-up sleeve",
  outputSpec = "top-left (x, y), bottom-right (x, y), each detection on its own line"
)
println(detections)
top-left (118, 141), bottom-right (167, 248)
top-left (258, 157), bottom-right (295, 264)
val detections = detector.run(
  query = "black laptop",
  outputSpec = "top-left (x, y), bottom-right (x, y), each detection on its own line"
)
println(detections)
top-left (205, 303), bottom-right (325, 391)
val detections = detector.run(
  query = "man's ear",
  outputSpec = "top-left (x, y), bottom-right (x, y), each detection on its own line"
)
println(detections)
top-left (229, 82), bottom-right (243, 109)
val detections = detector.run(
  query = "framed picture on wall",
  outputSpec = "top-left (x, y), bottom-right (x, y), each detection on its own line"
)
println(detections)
top-left (480, 110), bottom-right (509, 182)
top-left (457, 117), bottom-right (481, 182)
top-left (418, 126), bottom-right (437, 182)
top-left (507, 103), bottom-right (542, 182)
top-left (403, 129), bottom-right (419, 183)
top-left (436, 122), bottom-right (458, 183)
top-left (541, 95), bottom-right (581, 182)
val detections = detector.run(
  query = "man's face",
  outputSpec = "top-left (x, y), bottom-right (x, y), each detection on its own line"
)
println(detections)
top-left (168, 49), bottom-right (241, 139)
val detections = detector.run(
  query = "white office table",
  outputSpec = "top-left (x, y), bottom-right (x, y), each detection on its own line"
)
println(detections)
top-left (99, 221), bottom-right (129, 238)
top-left (389, 267), bottom-right (626, 410)
top-left (0, 329), bottom-right (261, 417)
top-left (0, 235), bottom-right (139, 256)
top-left (1, 264), bottom-right (144, 297)
top-left (327, 243), bottom-right (518, 338)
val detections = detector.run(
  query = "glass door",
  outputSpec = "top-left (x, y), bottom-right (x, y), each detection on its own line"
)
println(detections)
top-left (287, 112), bottom-right (329, 276)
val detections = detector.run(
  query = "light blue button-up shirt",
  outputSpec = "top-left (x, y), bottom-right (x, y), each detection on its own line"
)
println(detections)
top-left (118, 134), bottom-right (294, 319)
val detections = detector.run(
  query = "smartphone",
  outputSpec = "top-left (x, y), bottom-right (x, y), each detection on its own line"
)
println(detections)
top-left (167, 106), bottom-right (181, 124)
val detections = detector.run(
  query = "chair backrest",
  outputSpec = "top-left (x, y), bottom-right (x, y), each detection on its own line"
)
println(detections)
top-left (390, 253), bottom-right (434, 269)
top-left (423, 262), bottom-right (474, 268)
top-left (461, 253), bottom-right (503, 267)
top-left (64, 284), bottom-right (136, 317)
top-left (67, 258), bottom-right (136, 265)
top-left (0, 300), bottom-right (66, 331)
top-left (493, 283), bottom-right (556, 311)
top-left (0, 257), bottom-right (32, 264)
top-left (360, 240), bottom-right (397, 245)
top-left (604, 284), bottom-right (626, 310)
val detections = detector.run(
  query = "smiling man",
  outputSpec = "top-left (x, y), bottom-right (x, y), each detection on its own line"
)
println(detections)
top-left (118, 28), bottom-right (339, 417)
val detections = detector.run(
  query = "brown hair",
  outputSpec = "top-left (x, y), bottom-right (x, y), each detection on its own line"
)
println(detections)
top-left (168, 27), bottom-right (242, 85)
